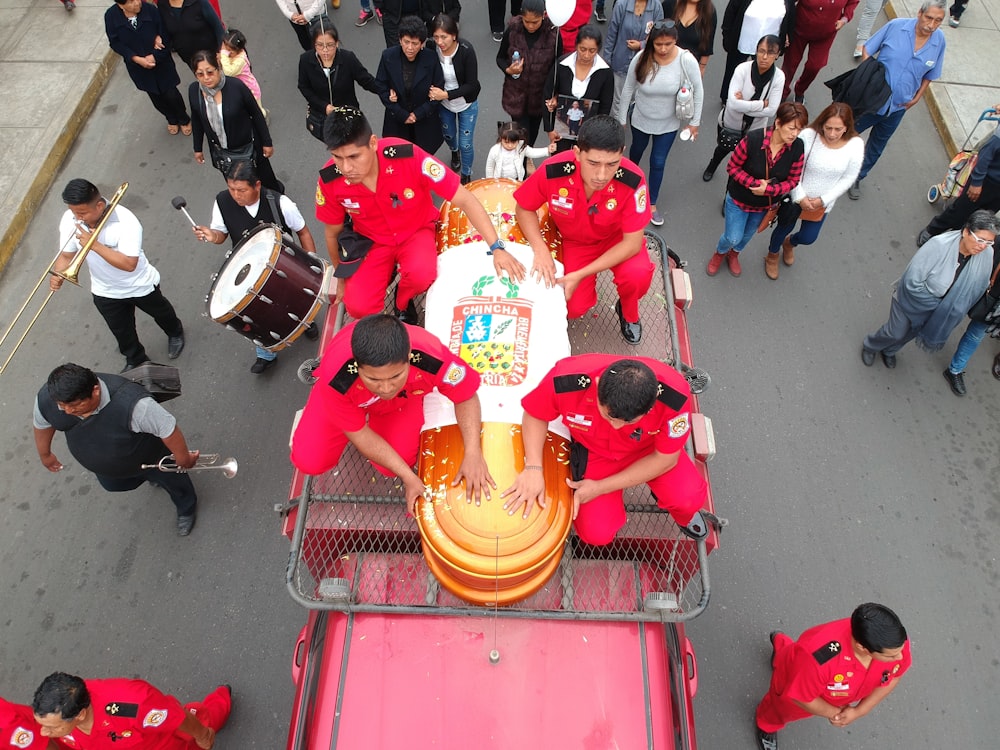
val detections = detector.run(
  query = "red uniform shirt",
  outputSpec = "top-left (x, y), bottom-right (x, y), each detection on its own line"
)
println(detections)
top-left (513, 151), bottom-right (651, 252)
top-left (1, 699), bottom-right (46, 749)
top-left (53, 679), bottom-right (186, 749)
top-left (777, 618), bottom-right (912, 707)
top-left (315, 137), bottom-right (460, 246)
top-left (521, 354), bottom-right (692, 460)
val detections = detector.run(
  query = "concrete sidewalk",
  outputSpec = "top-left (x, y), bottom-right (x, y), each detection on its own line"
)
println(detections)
top-left (0, 0), bottom-right (997, 276)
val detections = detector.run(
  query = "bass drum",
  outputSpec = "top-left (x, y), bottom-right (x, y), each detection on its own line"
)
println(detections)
top-left (206, 224), bottom-right (325, 352)
top-left (436, 177), bottom-right (563, 262)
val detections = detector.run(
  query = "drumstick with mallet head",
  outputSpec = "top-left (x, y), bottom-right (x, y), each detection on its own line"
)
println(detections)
top-left (172, 196), bottom-right (210, 242)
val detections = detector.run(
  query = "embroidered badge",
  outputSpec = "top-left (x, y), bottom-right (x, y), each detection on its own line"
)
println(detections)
top-left (635, 185), bottom-right (648, 212)
top-left (142, 709), bottom-right (168, 728)
top-left (315, 182), bottom-right (325, 206)
top-left (422, 157), bottom-right (445, 182)
top-left (10, 727), bottom-right (35, 748)
top-left (443, 362), bottom-right (466, 385)
top-left (668, 412), bottom-right (690, 438)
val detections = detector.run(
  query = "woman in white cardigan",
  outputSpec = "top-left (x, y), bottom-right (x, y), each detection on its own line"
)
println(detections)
top-left (764, 102), bottom-right (864, 279)
top-left (617, 21), bottom-right (703, 227)
top-left (702, 34), bottom-right (783, 181)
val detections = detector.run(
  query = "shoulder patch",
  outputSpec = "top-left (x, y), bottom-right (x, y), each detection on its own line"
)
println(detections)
top-left (613, 165), bottom-right (642, 190)
top-left (546, 160), bottom-right (577, 179)
top-left (656, 381), bottom-right (688, 411)
top-left (382, 143), bottom-right (414, 159)
top-left (105, 702), bottom-right (139, 718)
top-left (10, 727), bottom-right (35, 748)
top-left (812, 640), bottom-right (842, 665)
top-left (142, 709), bottom-right (169, 728)
top-left (554, 373), bottom-right (592, 393)
top-left (329, 359), bottom-right (360, 394)
top-left (421, 156), bottom-right (446, 183)
top-left (442, 361), bottom-right (467, 386)
top-left (319, 164), bottom-right (343, 184)
top-left (409, 349), bottom-right (443, 375)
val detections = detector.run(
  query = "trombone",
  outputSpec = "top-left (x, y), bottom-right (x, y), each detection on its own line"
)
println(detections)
top-left (141, 453), bottom-right (239, 479)
top-left (0, 182), bottom-right (129, 375)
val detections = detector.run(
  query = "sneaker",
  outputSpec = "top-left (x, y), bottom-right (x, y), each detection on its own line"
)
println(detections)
top-left (250, 356), bottom-right (276, 374)
top-left (356, 9), bottom-right (374, 25)
top-left (595, 9), bottom-right (607, 22)
top-left (948, 15), bottom-right (960, 26)
top-left (395, 299), bottom-right (419, 325)
top-left (847, 179), bottom-right (861, 200)
top-left (861, 346), bottom-right (876, 366)
top-left (492, 31), bottom-right (503, 42)
top-left (943, 368), bottom-right (967, 396)
top-left (649, 209), bottom-right (664, 226)
top-left (706, 252), bottom-right (725, 276)
top-left (375, 8), bottom-right (383, 24)
top-left (853, 44), bottom-right (863, 58)
top-left (63, 0), bottom-right (75, 9)
top-left (726, 249), bottom-right (742, 277)
top-left (756, 727), bottom-right (778, 750)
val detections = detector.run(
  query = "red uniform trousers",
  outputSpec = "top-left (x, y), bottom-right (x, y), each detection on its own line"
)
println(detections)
top-left (575, 448), bottom-right (707, 546)
top-left (781, 32), bottom-right (837, 100)
top-left (563, 239), bottom-right (654, 322)
top-left (755, 632), bottom-right (821, 732)
top-left (292, 390), bottom-right (424, 477)
top-left (178, 686), bottom-right (231, 748)
top-left (342, 226), bottom-right (437, 319)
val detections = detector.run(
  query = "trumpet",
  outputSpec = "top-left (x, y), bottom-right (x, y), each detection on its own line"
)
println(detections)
top-left (0, 182), bottom-right (129, 375)
top-left (141, 453), bottom-right (239, 478)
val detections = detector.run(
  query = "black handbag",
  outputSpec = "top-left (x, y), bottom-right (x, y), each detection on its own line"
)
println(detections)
top-left (306, 60), bottom-right (339, 142)
top-left (717, 124), bottom-right (745, 152)
top-left (968, 264), bottom-right (1000, 322)
top-left (209, 141), bottom-right (255, 173)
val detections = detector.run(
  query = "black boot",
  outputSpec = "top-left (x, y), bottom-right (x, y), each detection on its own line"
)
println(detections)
top-left (702, 148), bottom-right (725, 182)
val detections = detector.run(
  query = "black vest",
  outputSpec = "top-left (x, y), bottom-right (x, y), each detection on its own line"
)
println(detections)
top-left (727, 129), bottom-right (804, 209)
top-left (216, 189), bottom-right (289, 248)
top-left (36, 375), bottom-right (166, 478)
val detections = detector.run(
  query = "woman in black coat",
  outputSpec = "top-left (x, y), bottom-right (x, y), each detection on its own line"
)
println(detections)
top-left (543, 25), bottom-right (615, 154)
top-left (376, 15), bottom-right (445, 156)
top-left (158, 0), bottom-right (224, 68)
top-left (188, 51), bottom-right (284, 192)
top-left (298, 21), bottom-right (384, 143)
top-left (106, 0), bottom-right (190, 134)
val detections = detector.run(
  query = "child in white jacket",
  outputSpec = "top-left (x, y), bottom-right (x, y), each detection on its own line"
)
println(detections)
top-left (484, 122), bottom-right (556, 181)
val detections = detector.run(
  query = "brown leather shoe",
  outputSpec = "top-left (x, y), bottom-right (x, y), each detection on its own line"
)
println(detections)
top-left (765, 252), bottom-right (779, 280)
top-left (706, 252), bottom-right (725, 276)
top-left (993, 352), bottom-right (1000, 380)
top-left (782, 237), bottom-right (795, 266)
top-left (726, 249), bottom-right (742, 277)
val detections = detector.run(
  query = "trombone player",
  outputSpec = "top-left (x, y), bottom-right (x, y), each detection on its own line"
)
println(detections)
top-left (51, 178), bottom-right (185, 372)
top-left (33, 363), bottom-right (202, 537)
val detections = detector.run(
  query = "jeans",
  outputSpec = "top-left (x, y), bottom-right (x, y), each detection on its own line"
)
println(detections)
top-left (97, 468), bottom-right (197, 517)
top-left (440, 101), bottom-right (479, 177)
top-left (255, 344), bottom-right (277, 361)
top-left (949, 319), bottom-right (988, 372)
top-left (854, 107), bottom-right (907, 181)
top-left (767, 214), bottom-right (828, 253)
top-left (716, 194), bottom-right (763, 254)
top-left (629, 127), bottom-right (677, 205)
top-left (360, 0), bottom-right (371, 10)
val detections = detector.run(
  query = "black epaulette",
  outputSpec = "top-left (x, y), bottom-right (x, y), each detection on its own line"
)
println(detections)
top-left (329, 359), bottom-right (360, 394)
top-left (408, 349), bottom-right (442, 375)
top-left (318, 164), bottom-right (343, 184)
top-left (812, 641), bottom-right (842, 665)
top-left (554, 373), bottom-right (592, 393)
top-left (656, 381), bottom-right (688, 411)
top-left (382, 143), bottom-right (414, 159)
top-left (105, 702), bottom-right (139, 718)
top-left (546, 160), bottom-right (576, 179)
top-left (613, 165), bottom-right (642, 190)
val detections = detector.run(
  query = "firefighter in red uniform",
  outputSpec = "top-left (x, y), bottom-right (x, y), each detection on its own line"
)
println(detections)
top-left (501, 355), bottom-right (709, 544)
top-left (31, 673), bottom-right (230, 750)
top-left (1, 698), bottom-right (51, 749)
top-left (291, 314), bottom-right (493, 512)
top-left (315, 108), bottom-right (523, 323)
top-left (754, 603), bottom-right (912, 750)
top-left (514, 114), bottom-right (654, 345)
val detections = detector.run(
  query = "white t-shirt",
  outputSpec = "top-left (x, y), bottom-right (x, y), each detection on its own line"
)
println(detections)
top-left (738, 0), bottom-right (787, 54)
top-left (57, 205), bottom-right (159, 299)
top-left (437, 46), bottom-right (470, 113)
top-left (210, 193), bottom-right (306, 235)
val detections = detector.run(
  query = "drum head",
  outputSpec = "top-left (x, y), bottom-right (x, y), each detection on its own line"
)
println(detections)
top-left (208, 225), bottom-right (282, 320)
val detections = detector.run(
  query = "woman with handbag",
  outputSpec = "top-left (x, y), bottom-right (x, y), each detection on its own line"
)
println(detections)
top-left (428, 14), bottom-right (481, 184)
top-left (188, 50), bottom-right (284, 192)
top-left (706, 100), bottom-right (806, 278)
top-left (764, 102), bottom-right (863, 279)
top-left (943, 250), bottom-right (1000, 396)
top-left (298, 20), bottom-right (383, 143)
top-left (617, 20), bottom-right (703, 227)
top-left (702, 34), bottom-right (782, 181)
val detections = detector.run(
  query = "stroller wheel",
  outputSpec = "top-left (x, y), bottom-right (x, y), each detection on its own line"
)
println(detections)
top-left (927, 184), bottom-right (940, 203)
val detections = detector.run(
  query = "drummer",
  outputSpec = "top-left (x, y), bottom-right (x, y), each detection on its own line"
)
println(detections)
top-left (193, 161), bottom-right (319, 374)
top-left (315, 107), bottom-right (524, 324)
top-left (290, 314), bottom-right (494, 514)
top-left (501, 355), bottom-right (710, 544)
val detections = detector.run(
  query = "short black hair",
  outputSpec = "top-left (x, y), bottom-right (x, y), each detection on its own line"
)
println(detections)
top-left (310, 17), bottom-right (339, 43)
top-left (351, 315), bottom-right (411, 367)
top-left (851, 603), bottom-right (907, 653)
top-left (226, 160), bottom-right (259, 185)
top-left (430, 12), bottom-right (459, 37)
top-left (188, 49), bottom-right (220, 73)
top-left (323, 107), bottom-right (374, 151)
top-left (46, 363), bottom-right (98, 404)
top-left (398, 14), bottom-right (428, 42)
top-left (574, 24), bottom-right (602, 49)
top-left (576, 115), bottom-right (625, 153)
top-left (757, 34), bottom-right (781, 54)
top-left (32, 673), bottom-right (90, 719)
top-left (61, 179), bottom-right (101, 206)
top-left (597, 360), bottom-right (658, 421)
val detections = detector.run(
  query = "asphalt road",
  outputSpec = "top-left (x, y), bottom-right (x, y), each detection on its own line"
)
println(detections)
top-left (1, 1), bottom-right (997, 748)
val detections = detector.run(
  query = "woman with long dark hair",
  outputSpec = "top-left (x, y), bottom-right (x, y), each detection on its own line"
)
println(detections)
top-left (544, 25), bottom-right (615, 154)
top-left (428, 14), bottom-right (481, 183)
top-left (662, 0), bottom-right (718, 76)
top-left (706, 101), bottom-right (807, 278)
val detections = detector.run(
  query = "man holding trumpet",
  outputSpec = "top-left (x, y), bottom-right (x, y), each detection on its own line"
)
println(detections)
top-left (33, 363), bottom-right (201, 537)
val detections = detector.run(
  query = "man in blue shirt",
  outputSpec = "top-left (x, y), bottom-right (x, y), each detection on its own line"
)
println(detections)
top-left (848, 0), bottom-right (946, 200)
